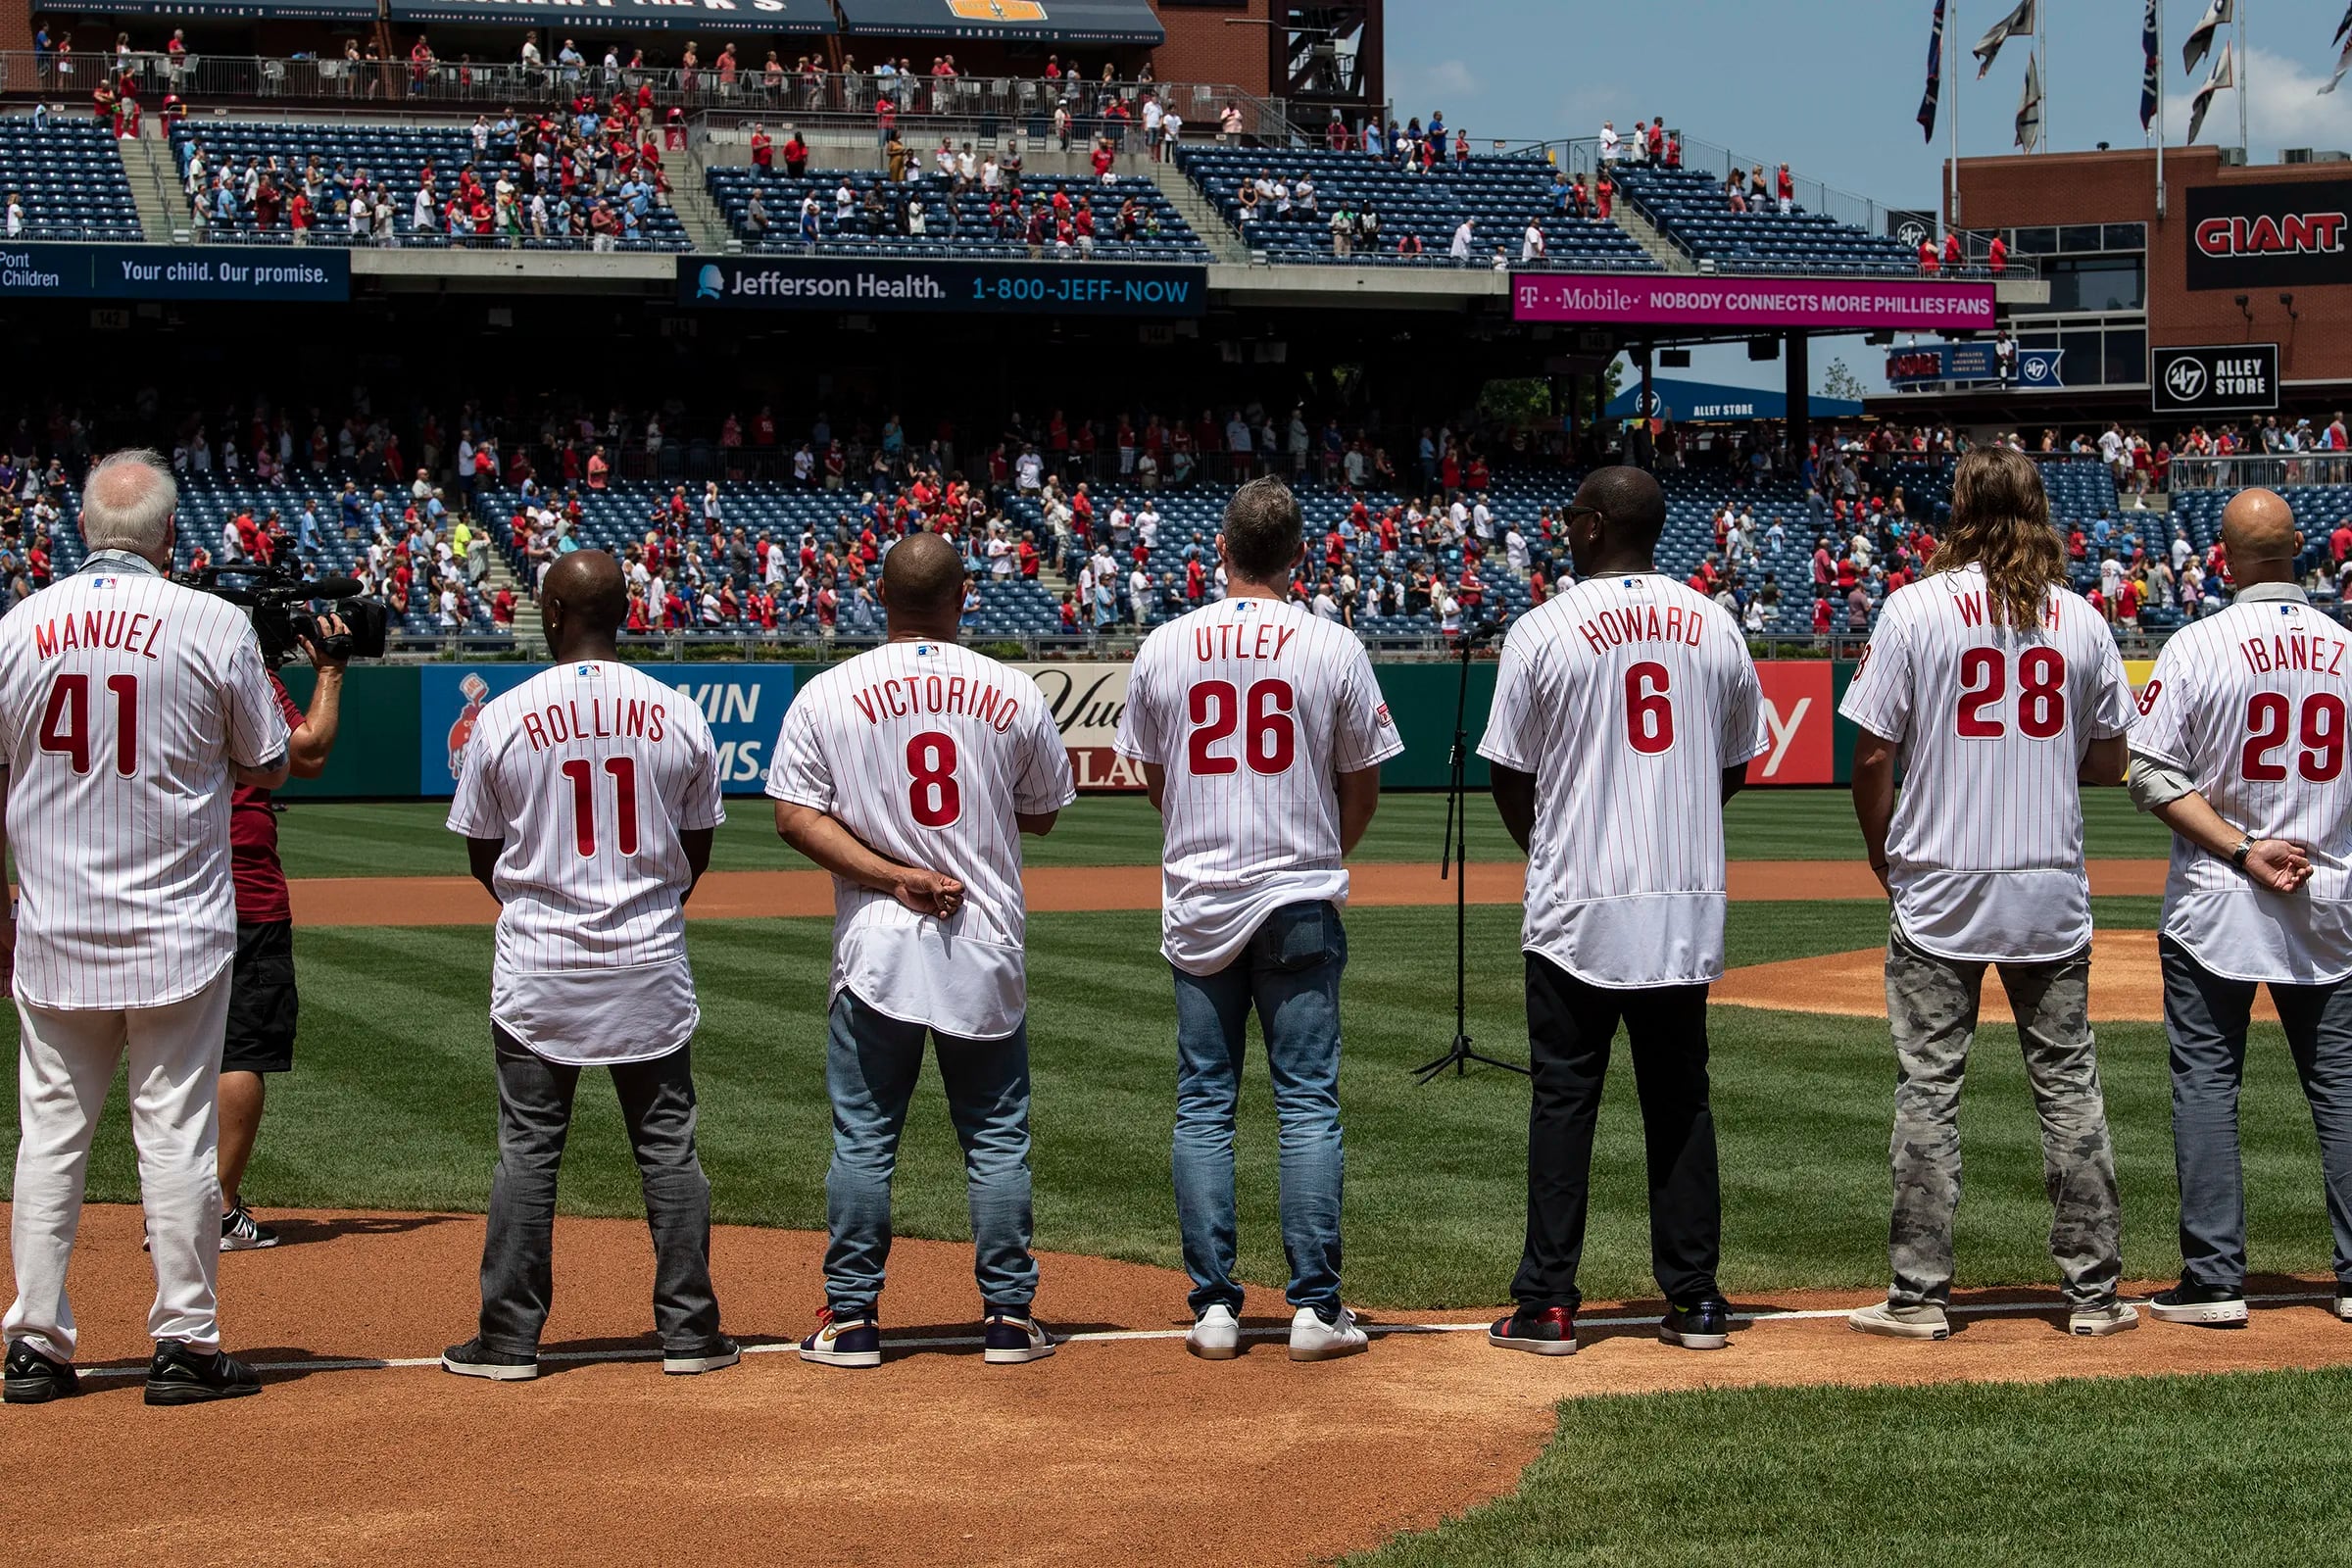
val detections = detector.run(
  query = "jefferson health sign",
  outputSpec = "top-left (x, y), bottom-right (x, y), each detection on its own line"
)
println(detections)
top-left (0, 243), bottom-right (349, 302)
top-left (1512, 273), bottom-right (1997, 332)
top-left (2184, 178), bottom-right (2352, 291)
top-left (680, 256), bottom-right (1207, 317)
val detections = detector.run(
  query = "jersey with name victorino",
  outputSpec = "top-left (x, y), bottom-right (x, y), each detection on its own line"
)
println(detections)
top-left (766, 640), bottom-right (1075, 1039)
top-left (1476, 572), bottom-right (1767, 988)
top-left (1838, 565), bottom-right (2134, 963)
top-left (446, 659), bottom-right (724, 1065)
top-left (2133, 592), bottom-right (2352, 983)
top-left (1114, 596), bottom-right (1403, 974)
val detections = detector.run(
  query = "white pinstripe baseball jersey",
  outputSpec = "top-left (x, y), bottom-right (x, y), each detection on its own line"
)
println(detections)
top-left (1838, 564), bottom-right (2135, 963)
top-left (766, 639), bottom-right (1075, 1040)
top-left (0, 554), bottom-right (289, 1009)
top-left (2132, 585), bottom-right (2352, 983)
top-left (1477, 572), bottom-right (1768, 988)
top-left (1114, 596), bottom-right (1404, 975)
top-left (446, 660), bottom-right (724, 1064)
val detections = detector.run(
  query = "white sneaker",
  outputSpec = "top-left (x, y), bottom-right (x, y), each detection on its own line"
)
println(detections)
top-left (1288, 1305), bottom-right (1367, 1363)
top-left (1186, 1303), bottom-right (1241, 1361)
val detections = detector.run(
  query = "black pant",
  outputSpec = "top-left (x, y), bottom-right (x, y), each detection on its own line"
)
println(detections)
top-left (1513, 955), bottom-right (1721, 1312)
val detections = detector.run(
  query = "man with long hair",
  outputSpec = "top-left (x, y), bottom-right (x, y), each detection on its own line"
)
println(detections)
top-left (1839, 447), bottom-right (2141, 1340)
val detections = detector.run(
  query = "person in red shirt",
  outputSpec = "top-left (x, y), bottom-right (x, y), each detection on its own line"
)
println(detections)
top-left (750, 124), bottom-right (773, 172)
top-left (491, 585), bottom-right (515, 626)
top-left (783, 130), bottom-right (808, 179)
top-left (1811, 595), bottom-right (1833, 635)
top-left (287, 189), bottom-right (311, 241)
top-left (1942, 231), bottom-right (1962, 271)
top-left (220, 616), bottom-right (351, 1249)
top-left (1986, 234), bottom-right (2007, 274)
top-left (1918, 239), bottom-right (1939, 275)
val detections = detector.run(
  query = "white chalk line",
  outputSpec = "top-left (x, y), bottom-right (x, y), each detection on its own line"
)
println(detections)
top-left (67, 1290), bottom-right (2344, 1381)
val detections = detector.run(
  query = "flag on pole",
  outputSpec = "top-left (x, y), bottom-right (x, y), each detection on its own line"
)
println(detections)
top-left (2141, 0), bottom-right (2163, 129)
top-left (2015, 50), bottom-right (2044, 149)
top-left (2187, 48), bottom-right (2233, 141)
top-left (2327, 3), bottom-right (2352, 95)
top-left (1918, 0), bottom-right (1948, 140)
top-left (1974, 0), bottom-right (2037, 78)
top-left (2182, 0), bottom-right (2231, 74)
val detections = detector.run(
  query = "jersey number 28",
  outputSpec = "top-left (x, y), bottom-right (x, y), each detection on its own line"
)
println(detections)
top-left (1954, 648), bottom-right (2067, 739)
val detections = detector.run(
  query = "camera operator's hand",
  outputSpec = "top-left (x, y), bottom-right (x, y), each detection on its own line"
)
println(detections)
top-left (299, 612), bottom-right (353, 672)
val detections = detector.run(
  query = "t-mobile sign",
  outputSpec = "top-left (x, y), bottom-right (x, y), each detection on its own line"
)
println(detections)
top-left (1512, 274), bottom-right (1998, 331)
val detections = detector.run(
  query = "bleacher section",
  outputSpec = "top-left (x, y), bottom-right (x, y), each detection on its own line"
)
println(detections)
top-left (1613, 165), bottom-right (1923, 276)
top-left (168, 122), bottom-right (691, 250)
top-left (704, 167), bottom-right (1210, 262)
top-left (0, 118), bottom-right (141, 241)
top-left (1175, 147), bottom-right (1656, 269)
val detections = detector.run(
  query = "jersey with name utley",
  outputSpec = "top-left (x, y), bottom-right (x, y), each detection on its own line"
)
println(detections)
top-left (1838, 565), bottom-right (2134, 963)
top-left (1477, 573), bottom-right (1767, 988)
top-left (766, 639), bottom-right (1075, 1040)
top-left (1114, 596), bottom-right (1404, 975)
top-left (0, 560), bottom-right (290, 1009)
top-left (446, 660), bottom-right (724, 1065)
top-left (2132, 588), bottom-right (2352, 983)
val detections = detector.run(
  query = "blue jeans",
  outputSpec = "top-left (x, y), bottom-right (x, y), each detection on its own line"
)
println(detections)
top-left (823, 988), bottom-right (1038, 1317)
top-left (1170, 900), bottom-right (1348, 1318)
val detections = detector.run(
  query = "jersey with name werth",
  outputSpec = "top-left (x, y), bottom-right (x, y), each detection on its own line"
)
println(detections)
top-left (0, 562), bottom-right (290, 1009)
top-left (766, 640), bottom-right (1074, 1040)
top-left (1114, 597), bottom-right (1403, 975)
top-left (2132, 589), bottom-right (2352, 983)
top-left (446, 660), bottom-right (723, 1064)
top-left (1478, 573), bottom-right (1767, 988)
top-left (1838, 565), bottom-right (2134, 963)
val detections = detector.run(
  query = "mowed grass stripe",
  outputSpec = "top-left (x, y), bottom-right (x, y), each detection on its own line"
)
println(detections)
top-left (6, 902), bottom-right (2338, 1309)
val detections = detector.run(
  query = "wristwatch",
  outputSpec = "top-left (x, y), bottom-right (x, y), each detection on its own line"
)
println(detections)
top-left (2230, 836), bottom-right (2255, 870)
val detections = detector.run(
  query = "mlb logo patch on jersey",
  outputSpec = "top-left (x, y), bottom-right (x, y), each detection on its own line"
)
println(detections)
top-left (89, 576), bottom-right (117, 591)
top-left (914, 642), bottom-right (938, 658)
top-left (574, 662), bottom-right (603, 677)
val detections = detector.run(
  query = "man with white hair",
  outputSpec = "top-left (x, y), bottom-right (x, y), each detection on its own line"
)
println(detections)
top-left (0, 451), bottom-right (292, 1406)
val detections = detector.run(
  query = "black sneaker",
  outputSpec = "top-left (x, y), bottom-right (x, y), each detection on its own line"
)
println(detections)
top-left (144, 1342), bottom-right (263, 1406)
top-left (440, 1338), bottom-right (540, 1382)
top-left (220, 1204), bottom-right (279, 1251)
top-left (662, 1335), bottom-right (741, 1376)
top-left (1487, 1305), bottom-right (1578, 1356)
top-left (4, 1342), bottom-right (80, 1404)
top-left (2148, 1281), bottom-right (2249, 1327)
top-left (1659, 1298), bottom-right (1734, 1350)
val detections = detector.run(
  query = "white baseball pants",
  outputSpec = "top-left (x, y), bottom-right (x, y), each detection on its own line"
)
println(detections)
top-left (5, 968), bottom-right (230, 1361)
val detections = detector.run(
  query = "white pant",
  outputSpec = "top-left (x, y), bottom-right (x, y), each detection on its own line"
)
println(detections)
top-left (5, 968), bottom-right (230, 1360)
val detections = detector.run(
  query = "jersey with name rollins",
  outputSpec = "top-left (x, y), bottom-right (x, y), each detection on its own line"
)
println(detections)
top-left (516, 691), bottom-right (673, 752)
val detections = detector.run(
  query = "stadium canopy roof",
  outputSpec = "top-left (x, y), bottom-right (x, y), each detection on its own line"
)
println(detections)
top-left (834, 0), bottom-right (1165, 46)
top-left (382, 0), bottom-right (836, 32)
top-left (67, 0), bottom-right (374, 19)
top-left (1605, 378), bottom-right (1864, 423)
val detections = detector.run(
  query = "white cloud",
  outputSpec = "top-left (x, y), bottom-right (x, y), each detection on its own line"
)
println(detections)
top-left (2160, 46), bottom-right (2352, 152)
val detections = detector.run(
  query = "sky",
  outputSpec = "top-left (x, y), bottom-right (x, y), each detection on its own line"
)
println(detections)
top-left (1381, 0), bottom-right (2352, 395)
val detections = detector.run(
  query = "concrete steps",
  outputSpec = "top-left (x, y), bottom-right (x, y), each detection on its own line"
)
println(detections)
top-left (119, 130), bottom-right (183, 242)
top-left (1607, 197), bottom-right (1695, 273)
top-left (666, 167), bottom-right (737, 253)
top-left (1148, 158), bottom-right (1250, 264)
top-left (479, 547), bottom-right (542, 650)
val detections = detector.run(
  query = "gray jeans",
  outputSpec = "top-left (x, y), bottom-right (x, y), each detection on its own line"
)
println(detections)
top-left (2160, 937), bottom-right (2352, 1291)
top-left (1882, 924), bottom-right (2124, 1307)
top-left (477, 1027), bottom-right (720, 1355)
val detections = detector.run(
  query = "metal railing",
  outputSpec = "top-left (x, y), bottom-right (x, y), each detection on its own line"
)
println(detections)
top-left (2168, 454), bottom-right (2352, 491)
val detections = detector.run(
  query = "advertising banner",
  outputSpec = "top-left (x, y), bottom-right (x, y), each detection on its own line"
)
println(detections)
top-left (1883, 342), bottom-right (2063, 389)
top-left (0, 244), bottom-right (349, 302)
top-left (386, 0), bottom-right (833, 28)
top-left (1512, 273), bottom-right (1998, 332)
top-left (834, 0), bottom-right (1163, 42)
top-left (680, 256), bottom-right (1207, 317)
top-left (422, 663), bottom-right (798, 798)
top-left (2183, 178), bottom-right (2352, 291)
top-left (1012, 661), bottom-right (1140, 791)
top-left (1747, 662), bottom-right (1836, 785)
top-left (2151, 342), bottom-right (2278, 414)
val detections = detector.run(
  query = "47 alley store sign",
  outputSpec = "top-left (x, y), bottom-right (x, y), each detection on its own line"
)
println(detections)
top-left (2151, 343), bottom-right (2279, 414)
top-left (2185, 179), bottom-right (2351, 291)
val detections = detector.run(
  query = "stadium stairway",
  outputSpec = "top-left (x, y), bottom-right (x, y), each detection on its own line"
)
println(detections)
top-left (480, 549), bottom-right (542, 650)
top-left (667, 172), bottom-right (737, 254)
top-left (120, 132), bottom-right (178, 243)
top-left (1608, 198), bottom-right (1695, 274)
top-left (1148, 160), bottom-right (1250, 264)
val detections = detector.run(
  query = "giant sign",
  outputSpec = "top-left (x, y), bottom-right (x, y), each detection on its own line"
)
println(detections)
top-left (2184, 178), bottom-right (2352, 291)
top-left (1512, 273), bottom-right (1998, 332)
top-left (424, 664), bottom-right (797, 797)
top-left (679, 256), bottom-right (1207, 317)
top-left (2150, 342), bottom-right (2279, 414)
top-left (0, 243), bottom-right (349, 302)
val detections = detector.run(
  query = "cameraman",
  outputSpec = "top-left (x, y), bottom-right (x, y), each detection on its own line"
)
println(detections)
top-left (218, 612), bottom-right (348, 1250)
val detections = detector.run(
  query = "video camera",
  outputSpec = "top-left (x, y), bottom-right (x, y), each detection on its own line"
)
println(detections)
top-left (178, 562), bottom-right (390, 667)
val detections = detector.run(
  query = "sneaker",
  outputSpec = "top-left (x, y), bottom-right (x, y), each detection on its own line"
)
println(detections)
top-left (1659, 1298), bottom-right (1734, 1350)
top-left (220, 1204), bottom-right (279, 1251)
top-left (799, 1307), bottom-right (882, 1369)
top-left (1288, 1304), bottom-right (1368, 1362)
top-left (981, 1313), bottom-right (1056, 1366)
top-left (1488, 1305), bottom-right (1578, 1356)
top-left (2069, 1299), bottom-right (2140, 1337)
top-left (1847, 1300), bottom-right (1951, 1341)
top-left (662, 1336), bottom-right (740, 1376)
top-left (2336, 1292), bottom-right (2352, 1324)
top-left (1186, 1303), bottom-right (1242, 1361)
top-left (2148, 1282), bottom-right (2249, 1326)
top-left (3, 1342), bottom-right (80, 1404)
top-left (144, 1342), bottom-right (263, 1405)
top-left (440, 1338), bottom-right (539, 1381)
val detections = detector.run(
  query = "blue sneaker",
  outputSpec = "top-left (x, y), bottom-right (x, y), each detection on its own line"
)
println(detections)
top-left (982, 1312), bottom-right (1056, 1365)
top-left (800, 1308), bottom-right (882, 1368)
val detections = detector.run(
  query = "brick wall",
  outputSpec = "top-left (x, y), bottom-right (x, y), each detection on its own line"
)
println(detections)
top-left (1151, 1), bottom-right (1275, 98)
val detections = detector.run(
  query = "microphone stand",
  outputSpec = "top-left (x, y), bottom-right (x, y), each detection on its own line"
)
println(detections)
top-left (1414, 619), bottom-right (1530, 1083)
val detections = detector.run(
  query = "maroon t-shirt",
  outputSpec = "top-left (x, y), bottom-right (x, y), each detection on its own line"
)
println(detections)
top-left (230, 675), bottom-right (307, 924)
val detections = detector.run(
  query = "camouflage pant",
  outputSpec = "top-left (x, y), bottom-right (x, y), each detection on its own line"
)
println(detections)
top-left (1882, 924), bottom-right (2124, 1307)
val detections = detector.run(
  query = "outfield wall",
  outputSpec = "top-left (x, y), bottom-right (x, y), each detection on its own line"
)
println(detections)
top-left (276, 659), bottom-right (1865, 801)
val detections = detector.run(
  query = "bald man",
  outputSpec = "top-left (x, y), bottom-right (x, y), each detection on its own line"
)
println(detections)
top-left (440, 550), bottom-right (738, 1380)
top-left (769, 531), bottom-right (1074, 1369)
top-left (2131, 488), bottom-right (2352, 1327)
